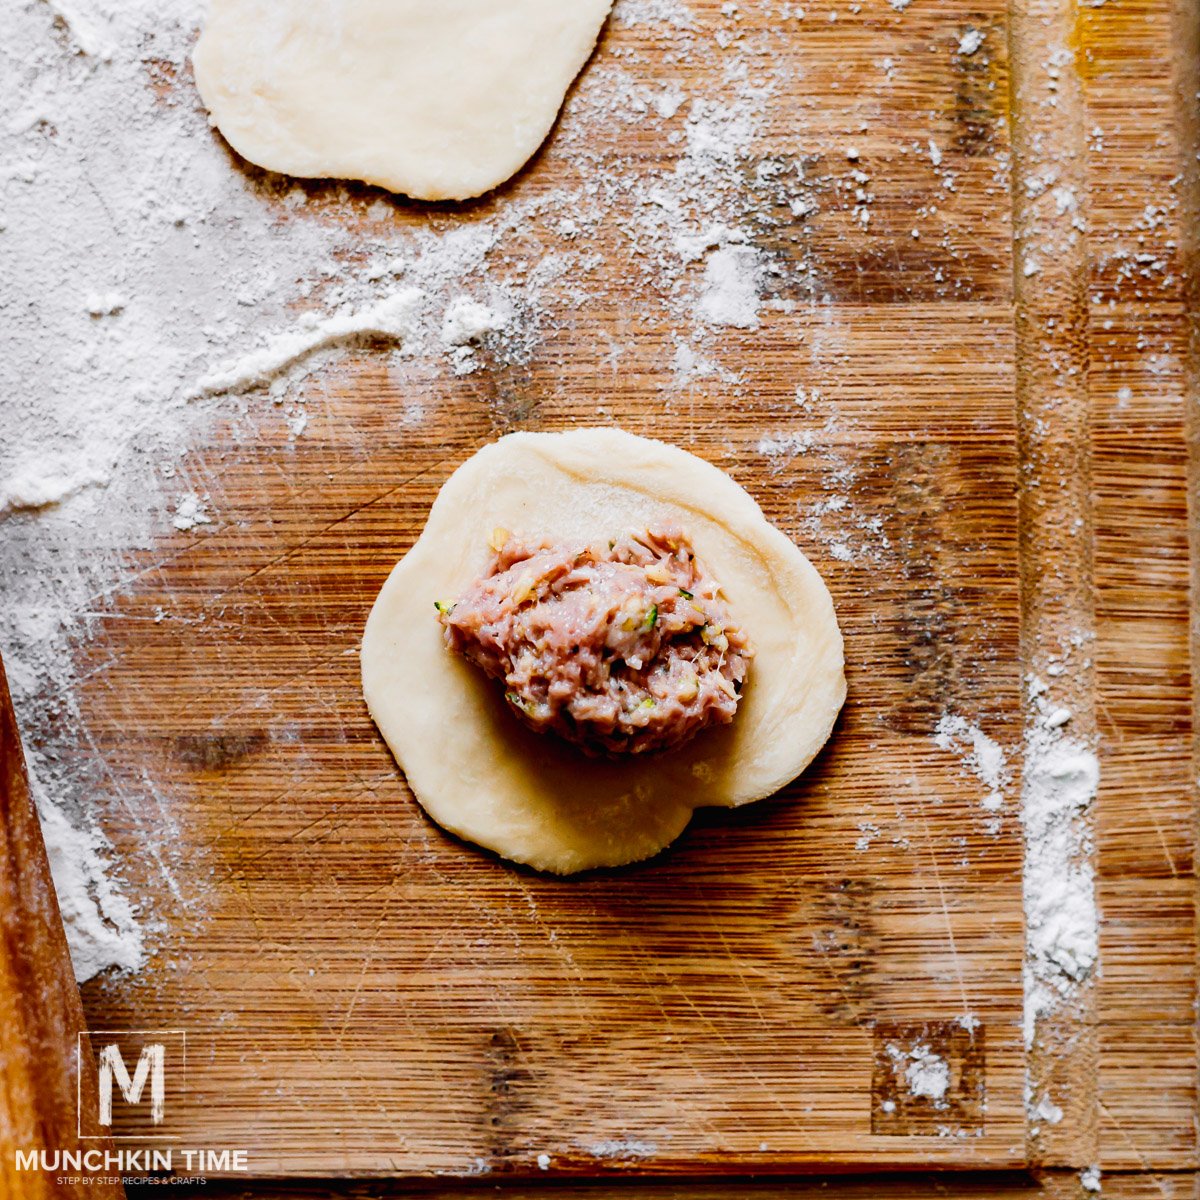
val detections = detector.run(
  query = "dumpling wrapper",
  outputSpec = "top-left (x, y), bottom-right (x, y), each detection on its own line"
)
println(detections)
top-left (192, 0), bottom-right (613, 201)
top-left (361, 428), bottom-right (846, 874)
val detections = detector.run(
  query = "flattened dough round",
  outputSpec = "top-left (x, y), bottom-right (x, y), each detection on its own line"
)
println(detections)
top-left (361, 428), bottom-right (846, 873)
top-left (192, 0), bottom-right (613, 201)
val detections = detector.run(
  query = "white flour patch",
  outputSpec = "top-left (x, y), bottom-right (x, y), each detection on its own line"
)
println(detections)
top-left (33, 770), bottom-right (145, 983)
top-left (440, 297), bottom-right (510, 375)
top-left (85, 290), bottom-right (126, 316)
top-left (756, 430), bottom-right (813, 469)
top-left (0, 462), bottom-right (110, 518)
top-left (934, 713), bottom-right (1010, 814)
top-left (957, 28), bottom-right (985, 56)
top-left (172, 492), bottom-right (213, 531)
top-left (583, 1137), bottom-right (657, 1159)
top-left (192, 289), bottom-right (425, 398)
top-left (886, 1041), bottom-right (950, 1108)
top-left (698, 243), bottom-right (763, 328)
top-left (1022, 678), bottom-right (1100, 1047)
top-left (441, 297), bottom-right (508, 347)
top-left (933, 687), bottom-right (1098, 1052)
top-left (1031, 1093), bottom-right (1064, 1125)
top-left (906, 1049), bottom-right (950, 1103)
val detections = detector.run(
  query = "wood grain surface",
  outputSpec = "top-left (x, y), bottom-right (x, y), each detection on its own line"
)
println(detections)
top-left (1083, 0), bottom-right (1198, 1172)
top-left (63, 0), bottom-right (1028, 1177)
top-left (8, 0), bottom-right (1195, 1190)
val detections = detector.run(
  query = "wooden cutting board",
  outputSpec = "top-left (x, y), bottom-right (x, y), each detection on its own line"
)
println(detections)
top-left (56, 0), bottom-right (1033, 1176)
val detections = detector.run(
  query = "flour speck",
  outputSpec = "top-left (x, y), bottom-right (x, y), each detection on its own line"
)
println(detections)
top-left (957, 28), bottom-right (985, 56)
top-left (886, 1041), bottom-right (950, 1108)
top-left (172, 492), bottom-right (213, 532)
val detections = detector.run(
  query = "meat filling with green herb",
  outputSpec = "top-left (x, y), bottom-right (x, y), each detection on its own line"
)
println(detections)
top-left (436, 524), bottom-right (752, 755)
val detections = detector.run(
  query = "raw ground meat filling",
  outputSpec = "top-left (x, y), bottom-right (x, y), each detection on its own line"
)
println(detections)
top-left (437, 524), bottom-right (753, 755)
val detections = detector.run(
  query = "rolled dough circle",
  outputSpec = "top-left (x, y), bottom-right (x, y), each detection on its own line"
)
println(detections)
top-left (361, 428), bottom-right (846, 873)
top-left (192, 0), bottom-right (613, 201)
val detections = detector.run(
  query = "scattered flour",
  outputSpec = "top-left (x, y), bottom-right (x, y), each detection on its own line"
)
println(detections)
top-left (192, 289), bottom-right (425, 397)
top-left (34, 773), bottom-right (144, 983)
top-left (0, 462), bottom-right (110, 518)
top-left (583, 1137), bottom-right (657, 1159)
top-left (440, 297), bottom-right (510, 375)
top-left (854, 819), bottom-right (880, 852)
top-left (1022, 679), bottom-right (1100, 1047)
top-left (886, 1041), bottom-right (950, 1108)
top-left (698, 243), bottom-right (763, 328)
top-left (933, 688), bottom-right (1099, 1051)
top-left (670, 342), bottom-right (740, 386)
top-left (441, 297), bottom-right (508, 347)
top-left (172, 492), bottom-right (213, 532)
top-left (756, 430), bottom-right (813, 468)
top-left (933, 713), bottom-right (1010, 813)
top-left (957, 28), bottom-right (985, 56)
top-left (1081, 1165), bottom-right (1102, 1193)
top-left (0, 0), bottom-right (793, 982)
top-left (1031, 1093), bottom-right (1064, 1125)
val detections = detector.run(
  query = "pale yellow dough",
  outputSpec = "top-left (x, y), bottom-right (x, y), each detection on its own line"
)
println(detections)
top-left (192, 0), bottom-right (613, 201)
top-left (361, 429), bottom-right (846, 873)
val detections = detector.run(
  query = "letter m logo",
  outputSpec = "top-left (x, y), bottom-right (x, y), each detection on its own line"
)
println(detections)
top-left (98, 1042), bottom-right (165, 1125)
top-left (79, 1029), bottom-right (185, 1138)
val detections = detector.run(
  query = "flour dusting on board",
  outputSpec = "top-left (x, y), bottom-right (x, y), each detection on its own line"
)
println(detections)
top-left (887, 1041), bottom-right (950, 1108)
top-left (931, 693), bottom-right (1099, 1049)
top-left (1022, 678), bottom-right (1099, 1047)
top-left (32, 770), bottom-right (145, 982)
top-left (2, 0), bottom-right (1075, 1052)
top-left (191, 289), bottom-right (426, 398)
top-left (583, 1137), bottom-right (658, 1160)
top-left (0, 0), bottom-right (809, 980)
top-left (934, 713), bottom-right (1009, 814)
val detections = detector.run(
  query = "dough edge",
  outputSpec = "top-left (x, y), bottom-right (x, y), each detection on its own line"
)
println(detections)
top-left (362, 428), bottom-right (846, 873)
